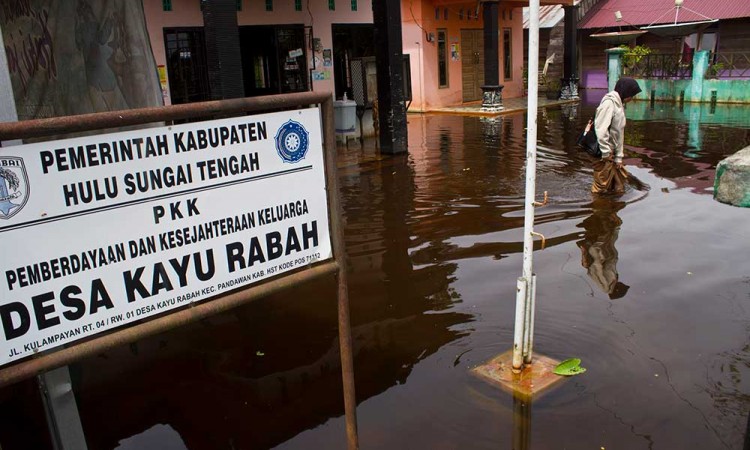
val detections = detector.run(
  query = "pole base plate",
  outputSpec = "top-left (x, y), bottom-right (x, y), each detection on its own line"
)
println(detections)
top-left (471, 350), bottom-right (564, 398)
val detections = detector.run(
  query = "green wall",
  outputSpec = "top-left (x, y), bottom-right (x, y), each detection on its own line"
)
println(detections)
top-left (614, 50), bottom-right (750, 104)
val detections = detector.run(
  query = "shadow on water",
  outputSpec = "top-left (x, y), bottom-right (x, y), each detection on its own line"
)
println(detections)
top-left (1, 100), bottom-right (749, 450)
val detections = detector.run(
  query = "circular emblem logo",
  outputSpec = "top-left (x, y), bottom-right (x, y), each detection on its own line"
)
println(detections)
top-left (274, 120), bottom-right (310, 163)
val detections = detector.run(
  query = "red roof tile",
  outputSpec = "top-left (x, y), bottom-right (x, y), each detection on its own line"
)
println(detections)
top-left (580, 0), bottom-right (750, 29)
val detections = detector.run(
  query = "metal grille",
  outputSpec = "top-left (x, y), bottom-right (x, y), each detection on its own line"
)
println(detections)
top-left (203, 1), bottom-right (245, 100)
top-left (164, 29), bottom-right (211, 104)
top-left (623, 53), bottom-right (693, 80)
top-left (710, 52), bottom-right (750, 78)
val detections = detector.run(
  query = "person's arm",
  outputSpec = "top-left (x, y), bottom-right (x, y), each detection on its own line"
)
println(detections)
top-left (594, 100), bottom-right (614, 159)
top-left (614, 124), bottom-right (625, 165)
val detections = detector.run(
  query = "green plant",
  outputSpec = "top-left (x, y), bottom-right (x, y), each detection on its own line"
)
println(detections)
top-left (553, 358), bottom-right (587, 376)
top-left (707, 62), bottom-right (725, 78)
top-left (620, 44), bottom-right (652, 69)
top-left (546, 79), bottom-right (561, 92)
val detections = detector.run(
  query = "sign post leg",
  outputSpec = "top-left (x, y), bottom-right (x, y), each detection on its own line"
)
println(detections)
top-left (323, 96), bottom-right (359, 450)
top-left (38, 366), bottom-right (88, 450)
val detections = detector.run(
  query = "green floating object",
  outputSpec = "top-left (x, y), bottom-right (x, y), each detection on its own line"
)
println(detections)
top-left (553, 358), bottom-right (587, 376)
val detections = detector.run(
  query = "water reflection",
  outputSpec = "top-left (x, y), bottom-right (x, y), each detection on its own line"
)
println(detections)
top-left (576, 199), bottom-right (629, 299)
top-left (512, 394), bottom-right (532, 450)
top-left (2, 102), bottom-right (750, 449)
top-left (618, 100), bottom-right (750, 193)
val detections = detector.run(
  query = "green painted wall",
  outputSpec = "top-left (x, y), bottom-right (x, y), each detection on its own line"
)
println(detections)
top-left (612, 50), bottom-right (750, 104)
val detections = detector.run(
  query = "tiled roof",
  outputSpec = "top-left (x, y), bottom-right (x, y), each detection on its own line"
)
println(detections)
top-left (580, 0), bottom-right (750, 29)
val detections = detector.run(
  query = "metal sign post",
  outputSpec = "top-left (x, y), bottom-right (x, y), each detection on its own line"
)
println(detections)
top-left (0, 92), bottom-right (359, 450)
top-left (513, 0), bottom-right (541, 372)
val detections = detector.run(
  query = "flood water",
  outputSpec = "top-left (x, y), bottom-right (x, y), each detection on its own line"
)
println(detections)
top-left (1, 97), bottom-right (749, 449)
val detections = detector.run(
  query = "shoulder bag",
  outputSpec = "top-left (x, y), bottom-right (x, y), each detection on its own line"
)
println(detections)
top-left (576, 118), bottom-right (602, 158)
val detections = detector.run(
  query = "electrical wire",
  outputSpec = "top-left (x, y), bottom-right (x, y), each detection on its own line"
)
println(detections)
top-left (409, 0), bottom-right (427, 34)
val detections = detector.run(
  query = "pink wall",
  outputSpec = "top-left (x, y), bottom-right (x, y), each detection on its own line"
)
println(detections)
top-left (402, 1), bottom-right (526, 111)
top-left (236, 0), bottom-right (373, 97)
top-left (143, 0), bottom-right (205, 105)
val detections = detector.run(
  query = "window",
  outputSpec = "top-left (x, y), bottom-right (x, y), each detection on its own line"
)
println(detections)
top-left (435, 7), bottom-right (440, 20)
top-left (503, 28), bottom-right (512, 80)
top-left (502, 9), bottom-right (506, 21)
top-left (295, 0), bottom-right (302, 11)
top-left (438, 29), bottom-right (448, 88)
top-left (509, 9), bottom-right (513, 20)
top-left (443, 8), bottom-right (448, 20)
top-left (351, 0), bottom-right (357, 11)
top-left (236, 0), bottom-right (242, 11)
top-left (459, 8), bottom-right (463, 20)
top-left (162, 0), bottom-right (172, 11)
top-left (265, 0), bottom-right (272, 11)
top-left (329, 0), bottom-right (335, 11)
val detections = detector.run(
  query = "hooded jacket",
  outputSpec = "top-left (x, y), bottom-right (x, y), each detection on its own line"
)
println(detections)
top-left (595, 78), bottom-right (641, 164)
top-left (594, 91), bottom-right (626, 163)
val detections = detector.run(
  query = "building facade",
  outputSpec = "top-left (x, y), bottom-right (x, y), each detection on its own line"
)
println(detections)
top-left (144, 0), bottom-right (536, 114)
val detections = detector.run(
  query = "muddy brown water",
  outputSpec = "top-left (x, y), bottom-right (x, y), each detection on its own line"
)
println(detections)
top-left (1, 99), bottom-right (749, 449)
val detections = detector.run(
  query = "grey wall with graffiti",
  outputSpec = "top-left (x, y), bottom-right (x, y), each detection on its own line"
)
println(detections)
top-left (1, 0), bottom-right (162, 121)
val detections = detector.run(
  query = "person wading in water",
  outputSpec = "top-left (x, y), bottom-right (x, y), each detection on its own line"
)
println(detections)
top-left (592, 77), bottom-right (642, 194)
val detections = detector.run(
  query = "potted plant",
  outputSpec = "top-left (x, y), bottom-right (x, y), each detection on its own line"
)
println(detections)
top-left (546, 79), bottom-right (561, 99)
top-left (706, 62), bottom-right (724, 79)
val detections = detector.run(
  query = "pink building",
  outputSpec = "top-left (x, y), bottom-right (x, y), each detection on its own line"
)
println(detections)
top-left (144, 0), bottom-right (567, 115)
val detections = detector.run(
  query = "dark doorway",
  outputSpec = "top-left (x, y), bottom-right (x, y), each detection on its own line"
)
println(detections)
top-left (332, 24), bottom-right (375, 99)
top-left (239, 25), bottom-right (308, 97)
top-left (164, 28), bottom-right (211, 104)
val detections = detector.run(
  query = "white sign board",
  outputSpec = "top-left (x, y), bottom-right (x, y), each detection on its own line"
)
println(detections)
top-left (0, 108), bottom-right (332, 366)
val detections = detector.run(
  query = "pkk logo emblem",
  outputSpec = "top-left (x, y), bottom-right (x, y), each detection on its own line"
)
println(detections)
top-left (0, 157), bottom-right (29, 219)
top-left (274, 120), bottom-right (310, 163)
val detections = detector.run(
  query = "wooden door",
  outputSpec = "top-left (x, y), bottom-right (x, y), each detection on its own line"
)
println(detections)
top-left (461, 29), bottom-right (484, 102)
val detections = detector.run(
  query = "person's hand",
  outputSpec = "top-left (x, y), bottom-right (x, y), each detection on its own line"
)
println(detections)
top-left (615, 161), bottom-right (623, 169)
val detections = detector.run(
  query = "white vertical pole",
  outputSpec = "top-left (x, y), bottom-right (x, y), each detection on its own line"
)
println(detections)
top-left (524, 0), bottom-right (540, 287)
top-left (512, 277), bottom-right (528, 370)
top-left (512, 0), bottom-right (540, 371)
top-left (524, 274), bottom-right (538, 364)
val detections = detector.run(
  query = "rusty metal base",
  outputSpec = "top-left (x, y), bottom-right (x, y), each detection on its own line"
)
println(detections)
top-left (471, 350), bottom-right (564, 398)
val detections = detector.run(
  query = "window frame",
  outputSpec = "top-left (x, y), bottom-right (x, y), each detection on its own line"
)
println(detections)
top-left (503, 28), bottom-right (512, 80)
top-left (437, 29), bottom-right (449, 88)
